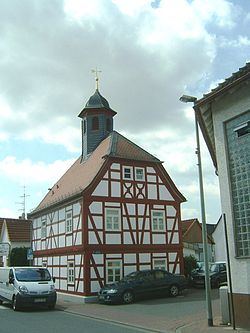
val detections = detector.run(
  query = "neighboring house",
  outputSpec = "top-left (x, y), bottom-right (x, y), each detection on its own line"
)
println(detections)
top-left (212, 216), bottom-right (226, 262)
top-left (182, 218), bottom-right (214, 262)
top-left (0, 217), bottom-right (32, 266)
top-left (194, 62), bottom-right (250, 328)
top-left (28, 86), bottom-right (186, 301)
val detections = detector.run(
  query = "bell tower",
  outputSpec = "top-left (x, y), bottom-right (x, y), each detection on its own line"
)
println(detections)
top-left (78, 69), bottom-right (117, 160)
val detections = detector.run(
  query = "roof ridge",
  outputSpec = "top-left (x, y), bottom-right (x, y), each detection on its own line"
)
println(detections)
top-left (107, 131), bottom-right (161, 162)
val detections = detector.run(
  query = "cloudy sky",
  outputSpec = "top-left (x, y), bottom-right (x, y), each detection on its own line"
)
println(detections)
top-left (0, 0), bottom-right (250, 223)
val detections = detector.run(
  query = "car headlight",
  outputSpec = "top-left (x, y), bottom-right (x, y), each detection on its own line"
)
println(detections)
top-left (50, 285), bottom-right (56, 291)
top-left (19, 285), bottom-right (28, 294)
top-left (106, 289), bottom-right (118, 294)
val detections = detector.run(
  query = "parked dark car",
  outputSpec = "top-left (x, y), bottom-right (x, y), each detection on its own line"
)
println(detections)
top-left (191, 262), bottom-right (227, 288)
top-left (98, 269), bottom-right (188, 304)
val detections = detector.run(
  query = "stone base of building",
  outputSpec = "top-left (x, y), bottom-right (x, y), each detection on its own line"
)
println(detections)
top-left (233, 292), bottom-right (250, 329)
top-left (57, 292), bottom-right (98, 304)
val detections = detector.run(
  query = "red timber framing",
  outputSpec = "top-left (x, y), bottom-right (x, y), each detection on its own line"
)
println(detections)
top-left (31, 155), bottom-right (185, 297)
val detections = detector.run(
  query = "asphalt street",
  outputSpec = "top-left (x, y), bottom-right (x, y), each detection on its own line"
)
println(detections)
top-left (0, 303), bottom-right (152, 333)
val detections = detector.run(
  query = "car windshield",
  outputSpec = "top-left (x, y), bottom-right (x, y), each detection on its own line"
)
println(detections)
top-left (210, 264), bottom-right (219, 273)
top-left (15, 268), bottom-right (51, 282)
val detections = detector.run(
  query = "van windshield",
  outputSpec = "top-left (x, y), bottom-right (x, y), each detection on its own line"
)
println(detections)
top-left (15, 268), bottom-right (51, 282)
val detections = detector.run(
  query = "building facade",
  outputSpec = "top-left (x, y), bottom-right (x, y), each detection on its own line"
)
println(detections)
top-left (182, 219), bottom-right (214, 262)
top-left (0, 218), bottom-right (31, 266)
top-left (195, 62), bottom-right (250, 328)
top-left (29, 87), bottom-right (186, 301)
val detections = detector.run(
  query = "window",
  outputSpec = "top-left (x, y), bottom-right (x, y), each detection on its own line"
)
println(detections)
top-left (140, 271), bottom-right (154, 282)
top-left (66, 211), bottom-right (73, 234)
top-left (105, 208), bottom-right (120, 231)
top-left (123, 167), bottom-right (132, 180)
top-left (234, 121), bottom-right (250, 137)
top-left (152, 210), bottom-right (165, 231)
top-left (41, 216), bottom-right (47, 239)
top-left (154, 270), bottom-right (165, 280)
top-left (67, 261), bottom-right (75, 284)
top-left (226, 112), bottom-right (250, 257)
top-left (106, 118), bottom-right (111, 132)
top-left (92, 116), bottom-right (99, 130)
top-left (83, 119), bottom-right (86, 134)
top-left (153, 259), bottom-right (166, 270)
top-left (107, 260), bottom-right (121, 283)
top-left (135, 168), bottom-right (144, 181)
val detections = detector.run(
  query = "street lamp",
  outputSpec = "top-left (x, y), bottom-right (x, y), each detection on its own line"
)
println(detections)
top-left (180, 94), bottom-right (213, 327)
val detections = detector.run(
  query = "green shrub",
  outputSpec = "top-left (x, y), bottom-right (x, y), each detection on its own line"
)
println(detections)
top-left (184, 255), bottom-right (197, 278)
top-left (9, 247), bottom-right (30, 266)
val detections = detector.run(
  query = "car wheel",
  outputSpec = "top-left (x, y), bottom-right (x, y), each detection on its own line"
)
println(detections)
top-left (48, 303), bottom-right (55, 310)
top-left (122, 290), bottom-right (134, 304)
top-left (12, 296), bottom-right (20, 311)
top-left (169, 284), bottom-right (179, 297)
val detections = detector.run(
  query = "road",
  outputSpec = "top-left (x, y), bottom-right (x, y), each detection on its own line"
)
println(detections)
top-left (0, 304), bottom-right (150, 333)
top-left (0, 288), bottom-right (221, 333)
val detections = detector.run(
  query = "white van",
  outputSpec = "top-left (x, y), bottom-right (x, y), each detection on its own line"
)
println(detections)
top-left (0, 267), bottom-right (57, 311)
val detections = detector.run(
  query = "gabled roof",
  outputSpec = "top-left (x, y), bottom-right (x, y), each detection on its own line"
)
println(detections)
top-left (194, 62), bottom-right (250, 169)
top-left (30, 131), bottom-right (184, 215)
top-left (0, 218), bottom-right (31, 242)
top-left (182, 218), bottom-right (214, 244)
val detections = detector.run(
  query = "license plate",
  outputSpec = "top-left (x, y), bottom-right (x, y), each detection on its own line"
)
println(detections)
top-left (34, 298), bottom-right (46, 303)
top-left (99, 295), bottom-right (104, 300)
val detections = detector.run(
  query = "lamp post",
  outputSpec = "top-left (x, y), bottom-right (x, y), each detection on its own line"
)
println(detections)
top-left (179, 94), bottom-right (213, 327)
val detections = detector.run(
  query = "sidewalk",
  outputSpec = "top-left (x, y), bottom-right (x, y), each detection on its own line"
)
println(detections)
top-left (56, 298), bottom-right (250, 333)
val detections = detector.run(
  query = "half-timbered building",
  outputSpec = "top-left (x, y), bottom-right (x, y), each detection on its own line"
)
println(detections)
top-left (29, 85), bottom-right (186, 301)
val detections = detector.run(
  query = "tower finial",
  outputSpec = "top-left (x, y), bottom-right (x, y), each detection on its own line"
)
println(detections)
top-left (91, 67), bottom-right (102, 90)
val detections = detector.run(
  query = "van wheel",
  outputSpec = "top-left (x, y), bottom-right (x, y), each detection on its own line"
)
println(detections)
top-left (12, 296), bottom-right (20, 311)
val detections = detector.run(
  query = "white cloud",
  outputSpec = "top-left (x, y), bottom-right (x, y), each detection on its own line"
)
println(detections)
top-left (0, 156), bottom-right (75, 185)
top-left (219, 35), bottom-right (250, 48)
top-left (0, 0), bottom-right (221, 151)
top-left (192, 0), bottom-right (235, 28)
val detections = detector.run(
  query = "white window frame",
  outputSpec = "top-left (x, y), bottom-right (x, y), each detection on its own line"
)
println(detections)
top-left (105, 208), bottom-right (121, 231)
top-left (67, 261), bottom-right (75, 284)
top-left (41, 216), bottom-right (47, 239)
top-left (135, 167), bottom-right (145, 181)
top-left (151, 210), bottom-right (165, 231)
top-left (106, 260), bottom-right (122, 283)
top-left (153, 259), bottom-right (167, 270)
top-left (123, 166), bottom-right (132, 180)
top-left (66, 210), bottom-right (73, 234)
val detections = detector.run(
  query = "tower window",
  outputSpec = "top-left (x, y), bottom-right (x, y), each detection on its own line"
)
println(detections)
top-left (92, 116), bottom-right (99, 130)
top-left (83, 119), bottom-right (86, 134)
top-left (106, 118), bottom-right (111, 132)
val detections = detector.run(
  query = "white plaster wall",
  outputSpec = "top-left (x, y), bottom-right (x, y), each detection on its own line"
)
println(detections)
top-left (211, 85), bottom-right (250, 294)
top-left (213, 220), bottom-right (226, 262)
top-left (183, 247), bottom-right (196, 258)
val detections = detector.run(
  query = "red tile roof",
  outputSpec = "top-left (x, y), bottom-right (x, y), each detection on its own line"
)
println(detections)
top-left (0, 218), bottom-right (31, 242)
top-left (181, 219), bottom-right (214, 244)
top-left (30, 131), bottom-right (184, 215)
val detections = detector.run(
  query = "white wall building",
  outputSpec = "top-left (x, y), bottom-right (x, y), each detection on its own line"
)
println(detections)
top-left (195, 62), bottom-right (250, 328)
